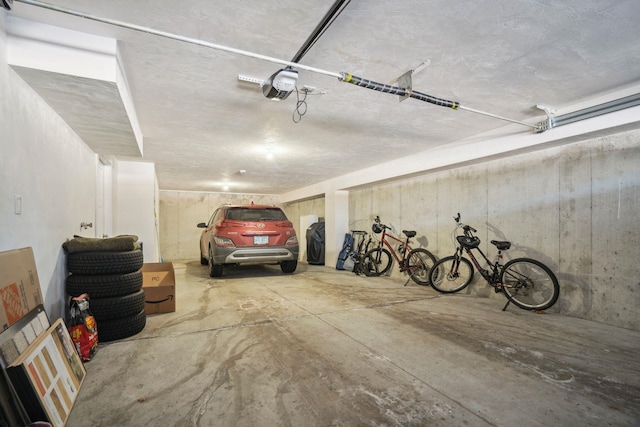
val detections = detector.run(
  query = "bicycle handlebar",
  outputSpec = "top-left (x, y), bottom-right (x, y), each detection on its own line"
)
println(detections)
top-left (454, 213), bottom-right (476, 234)
top-left (374, 215), bottom-right (392, 230)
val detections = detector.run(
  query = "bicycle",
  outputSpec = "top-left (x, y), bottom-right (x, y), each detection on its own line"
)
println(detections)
top-left (427, 213), bottom-right (560, 311)
top-left (348, 230), bottom-right (369, 274)
top-left (361, 216), bottom-right (437, 286)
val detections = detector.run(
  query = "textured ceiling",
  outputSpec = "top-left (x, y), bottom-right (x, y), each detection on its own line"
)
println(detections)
top-left (5, 0), bottom-right (640, 195)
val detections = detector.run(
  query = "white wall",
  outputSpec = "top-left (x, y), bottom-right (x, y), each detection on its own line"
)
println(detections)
top-left (113, 160), bottom-right (159, 263)
top-left (1, 13), bottom-right (160, 320)
top-left (1, 13), bottom-right (97, 321)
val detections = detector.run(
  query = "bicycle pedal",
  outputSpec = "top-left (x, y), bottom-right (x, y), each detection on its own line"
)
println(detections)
top-left (494, 287), bottom-right (502, 294)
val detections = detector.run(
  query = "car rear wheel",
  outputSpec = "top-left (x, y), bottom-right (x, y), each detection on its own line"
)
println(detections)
top-left (280, 260), bottom-right (297, 274)
top-left (208, 247), bottom-right (223, 277)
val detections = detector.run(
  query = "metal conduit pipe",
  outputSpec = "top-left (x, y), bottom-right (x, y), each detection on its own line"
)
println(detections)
top-left (340, 73), bottom-right (459, 109)
top-left (13, 0), bottom-right (342, 79)
top-left (340, 73), bottom-right (543, 129)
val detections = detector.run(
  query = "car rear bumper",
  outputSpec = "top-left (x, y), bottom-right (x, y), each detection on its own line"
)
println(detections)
top-left (212, 245), bottom-right (299, 264)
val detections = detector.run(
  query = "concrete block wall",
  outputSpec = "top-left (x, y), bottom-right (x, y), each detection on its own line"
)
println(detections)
top-left (281, 197), bottom-right (325, 237)
top-left (345, 129), bottom-right (640, 331)
top-left (281, 196), bottom-right (326, 264)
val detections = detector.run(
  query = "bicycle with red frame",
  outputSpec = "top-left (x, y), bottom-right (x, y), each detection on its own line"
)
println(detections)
top-left (361, 216), bottom-right (437, 286)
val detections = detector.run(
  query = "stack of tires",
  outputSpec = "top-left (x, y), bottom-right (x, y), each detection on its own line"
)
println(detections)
top-left (66, 249), bottom-right (146, 342)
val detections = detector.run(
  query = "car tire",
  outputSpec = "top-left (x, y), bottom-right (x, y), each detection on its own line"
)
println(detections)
top-left (96, 309), bottom-right (146, 342)
top-left (67, 249), bottom-right (143, 275)
top-left (208, 247), bottom-right (223, 277)
top-left (209, 262), bottom-right (223, 277)
top-left (89, 289), bottom-right (146, 321)
top-left (280, 260), bottom-right (297, 274)
top-left (66, 270), bottom-right (143, 298)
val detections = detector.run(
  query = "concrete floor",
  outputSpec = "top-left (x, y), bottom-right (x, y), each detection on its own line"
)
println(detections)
top-left (66, 262), bottom-right (640, 427)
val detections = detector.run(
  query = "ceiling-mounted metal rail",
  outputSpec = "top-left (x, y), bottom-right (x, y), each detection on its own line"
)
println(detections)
top-left (290, 0), bottom-right (351, 64)
top-left (12, 0), bottom-right (540, 131)
top-left (536, 93), bottom-right (640, 131)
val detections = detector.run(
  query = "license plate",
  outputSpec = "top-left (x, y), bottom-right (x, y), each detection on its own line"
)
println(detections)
top-left (254, 235), bottom-right (269, 245)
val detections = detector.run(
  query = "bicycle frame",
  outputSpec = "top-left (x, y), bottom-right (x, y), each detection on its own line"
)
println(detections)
top-left (378, 227), bottom-right (413, 267)
top-left (364, 216), bottom-right (438, 286)
top-left (456, 245), bottom-right (502, 284)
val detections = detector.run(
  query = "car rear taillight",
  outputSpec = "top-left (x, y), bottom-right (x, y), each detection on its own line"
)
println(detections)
top-left (275, 221), bottom-right (293, 227)
top-left (217, 221), bottom-right (246, 228)
top-left (214, 236), bottom-right (235, 247)
top-left (285, 236), bottom-right (298, 245)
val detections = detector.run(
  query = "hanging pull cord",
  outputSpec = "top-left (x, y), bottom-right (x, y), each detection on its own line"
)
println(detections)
top-left (340, 73), bottom-right (538, 130)
top-left (293, 88), bottom-right (309, 123)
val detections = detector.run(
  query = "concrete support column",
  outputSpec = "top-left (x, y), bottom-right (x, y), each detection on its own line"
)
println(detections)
top-left (324, 190), bottom-right (349, 268)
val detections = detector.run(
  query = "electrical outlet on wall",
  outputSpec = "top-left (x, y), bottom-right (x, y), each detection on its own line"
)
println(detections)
top-left (14, 195), bottom-right (22, 215)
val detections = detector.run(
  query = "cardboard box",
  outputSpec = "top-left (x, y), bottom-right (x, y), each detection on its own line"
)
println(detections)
top-left (0, 248), bottom-right (44, 332)
top-left (141, 262), bottom-right (176, 314)
top-left (7, 318), bottom-right (86, 427)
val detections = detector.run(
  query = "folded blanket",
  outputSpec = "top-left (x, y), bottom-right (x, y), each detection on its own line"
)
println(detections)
top-left (63, 235), bottom-right (140, 253)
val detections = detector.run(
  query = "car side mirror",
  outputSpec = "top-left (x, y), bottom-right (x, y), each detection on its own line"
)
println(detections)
top-left (197, 222), bottom-right (207, 228)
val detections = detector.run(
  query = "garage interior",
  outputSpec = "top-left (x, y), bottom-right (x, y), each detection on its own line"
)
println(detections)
top-left (1, 0), bottom-right (640, 426)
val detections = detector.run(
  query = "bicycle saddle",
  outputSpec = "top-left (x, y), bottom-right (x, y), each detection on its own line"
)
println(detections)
top-left (490, 240), bottom-right (511, 250)
top-left (403, 230), bottom-right (416, 238)
top-left (457, 235), bottom-right (480, 249)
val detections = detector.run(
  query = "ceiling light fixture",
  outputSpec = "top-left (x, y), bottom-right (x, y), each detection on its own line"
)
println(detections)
top-left (265, 146), bottom-right (274, 160)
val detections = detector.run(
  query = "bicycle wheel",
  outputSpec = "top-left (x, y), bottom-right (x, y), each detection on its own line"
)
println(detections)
top-left (361, 247), bottom-right (392, 276)
top-left (428, 255), bottom-right (474, 293)
top-left (500, 258), bottom-right (560, 310)
top-left (407, 248), bottom-right (437, 286)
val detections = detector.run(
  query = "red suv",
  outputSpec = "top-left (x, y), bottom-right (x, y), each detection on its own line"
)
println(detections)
top-left (197, 204), bottom-right (299, 277)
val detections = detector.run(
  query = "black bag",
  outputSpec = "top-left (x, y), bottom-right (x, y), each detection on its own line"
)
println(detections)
top-left (336, 233), bottom-right (355, 270)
